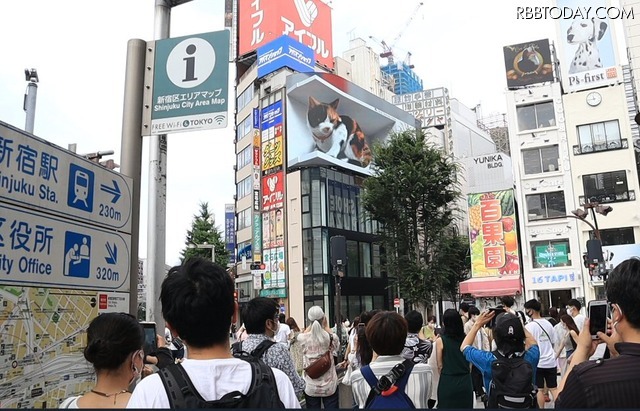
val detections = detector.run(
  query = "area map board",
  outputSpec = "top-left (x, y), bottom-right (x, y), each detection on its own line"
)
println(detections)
top-left (0, 121), bottom-right (131, 407)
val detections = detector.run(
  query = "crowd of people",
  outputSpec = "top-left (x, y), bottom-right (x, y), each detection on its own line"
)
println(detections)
top-left (58, 256), bottom-right (640, 408)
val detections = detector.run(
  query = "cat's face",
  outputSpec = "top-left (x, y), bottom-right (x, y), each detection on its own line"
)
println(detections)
top-left (307, 97), bottom-right (340, 141)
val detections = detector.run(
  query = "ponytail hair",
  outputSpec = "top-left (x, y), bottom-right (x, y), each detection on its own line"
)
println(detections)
top-left (307, 306), bottom-right (329, 346)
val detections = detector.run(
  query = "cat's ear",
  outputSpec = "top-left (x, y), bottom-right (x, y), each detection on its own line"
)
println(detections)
top-left (309, 96), bottom-right (320, 107)
top-left (330, 99), bottom-right (340, 110)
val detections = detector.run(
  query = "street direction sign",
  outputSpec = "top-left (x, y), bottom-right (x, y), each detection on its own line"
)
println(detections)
top-left (0, 121), bottom-right (133, 233)
top-left (146, 30), bottom-right (230, 135)
top-left (0, 202), bottom-right (130, 292)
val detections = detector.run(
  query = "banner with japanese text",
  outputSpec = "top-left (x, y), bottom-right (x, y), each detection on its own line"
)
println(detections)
top-left (468, 189), bottom-right (520, 278)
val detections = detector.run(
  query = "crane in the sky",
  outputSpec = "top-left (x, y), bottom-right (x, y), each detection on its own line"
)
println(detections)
top-left (369, 1), bottom-right (423, 66)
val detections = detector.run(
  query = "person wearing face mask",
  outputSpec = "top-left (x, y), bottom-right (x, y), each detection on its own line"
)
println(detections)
top-left (555, 258), bottom-right (640, 407)
top-left (59, 313), bottom-right (145, 408)
top-left (236, 297), bottom-right (305, 396)
top-left (565, 298), bottom-right (586, 332)
top-left (420, 315), bottom-right (438, 341)
top-left (524, 299), bottom-right (558, 407)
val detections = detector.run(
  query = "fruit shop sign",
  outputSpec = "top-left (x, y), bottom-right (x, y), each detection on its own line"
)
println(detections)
top-left (468, 190), bottom-right (520, 278)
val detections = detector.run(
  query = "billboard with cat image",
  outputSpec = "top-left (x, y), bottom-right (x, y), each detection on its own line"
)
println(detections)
top-left (285, 72), bottom-right (418, 175)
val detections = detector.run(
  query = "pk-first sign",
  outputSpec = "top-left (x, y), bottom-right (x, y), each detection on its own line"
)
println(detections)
top-left (0, 122), bottom-right (132, 233)
top-left (0, 202), bottom-right (130, 292)
top-left (146, 30), bottom-right (230, 135)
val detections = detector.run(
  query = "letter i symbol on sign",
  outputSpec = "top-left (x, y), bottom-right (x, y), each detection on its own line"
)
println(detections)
top-left (183, 44), bottom-right (198, 82)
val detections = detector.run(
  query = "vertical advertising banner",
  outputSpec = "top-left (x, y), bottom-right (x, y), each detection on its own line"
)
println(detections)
top-left (238, 0), bottom-right (333, 68)
top-left (554, 0), bottom-right (622, 92)
top-left (259, 100), bottom-right (286, 292)
top-left (225, 204), bottom-right (236, 264)
top-left (468, 189), bottom-right (520, 278)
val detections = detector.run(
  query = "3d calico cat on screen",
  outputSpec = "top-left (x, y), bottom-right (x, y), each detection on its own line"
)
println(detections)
top-left (306, 96), bottom-right (372, 167)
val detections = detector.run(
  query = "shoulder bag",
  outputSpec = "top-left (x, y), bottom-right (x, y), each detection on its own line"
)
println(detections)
top-left (304, 334), bottom-right (333, 379)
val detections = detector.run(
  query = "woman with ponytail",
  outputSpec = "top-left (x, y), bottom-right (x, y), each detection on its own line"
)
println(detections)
top-left (298, 306), bottom-right (340, 408)
top-left (59, 313), bottom-right (145, 408)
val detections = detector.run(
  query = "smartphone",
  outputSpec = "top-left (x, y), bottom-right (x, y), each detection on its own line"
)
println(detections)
top-left (588, 300), bottom-right (609, 339)
top-left (140, 321), bottom-right (157, 358)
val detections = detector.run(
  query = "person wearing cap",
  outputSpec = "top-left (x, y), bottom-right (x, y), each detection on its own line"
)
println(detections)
top-left (460, 310), bottom-right (540, 400)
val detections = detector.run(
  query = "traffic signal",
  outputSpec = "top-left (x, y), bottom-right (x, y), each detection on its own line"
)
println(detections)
top-left (250, 262), bottom-right (266, 270)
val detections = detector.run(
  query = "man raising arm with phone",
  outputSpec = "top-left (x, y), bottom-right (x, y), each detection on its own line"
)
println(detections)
top-left (555, 258), bottom-right (640, 408)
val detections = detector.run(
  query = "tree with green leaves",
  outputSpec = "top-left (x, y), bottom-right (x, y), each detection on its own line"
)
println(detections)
top-left (181, 201), bottom-right (229, 267)
top-left (362, 128), bottom-right (469, 308)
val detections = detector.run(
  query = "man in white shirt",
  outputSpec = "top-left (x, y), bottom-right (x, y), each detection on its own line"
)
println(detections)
top-left (274, 313), bottom-right (291, 346)
top-left (127, 258), bottom-right (299, 408)
top-left (566, 298), bottom-right (586, 331)
top-left (351, 311), bottom-right (433, 408)
top-left (524, 299), bottom-right (557, 408)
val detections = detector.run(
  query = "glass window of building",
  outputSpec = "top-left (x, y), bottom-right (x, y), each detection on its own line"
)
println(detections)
top-left (530, 239), bottom-right (571, 268)
top-left (236, 145), bottom-right (252, 169)
top-left (346, 240), bottom-right (359, 277)
top-left (517, 101), bottom-right (555, 131)
top-left (577, 120), bottom-right (622, 153)
top-left (582, 170), bottom-right (630, 203)
top-left (522, 145), bottom-right (559, 174)
top-left (236, 85), bottom-right (255, 112)
top-left (237, 208), bottom-right (251, 230)
top-left (236, 176), bottom-right (252, 199)
top-left (589, 227), bottom-right (635, 246)
top-left (526, 191), bottom-right (566, 220)
top-left (360, 242), bottom-right (372, 277)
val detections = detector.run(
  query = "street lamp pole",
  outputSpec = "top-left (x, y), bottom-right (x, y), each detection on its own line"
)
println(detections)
top-left (187, 242), bottom-right (215, 262)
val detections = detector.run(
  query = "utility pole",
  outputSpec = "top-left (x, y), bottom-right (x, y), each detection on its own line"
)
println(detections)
top-left (24, 68), bottom-right (39, 134)
top-left (330, 235), bottom-right (346, 362)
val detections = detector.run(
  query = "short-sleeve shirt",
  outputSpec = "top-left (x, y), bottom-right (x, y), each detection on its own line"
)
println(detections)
top-left (463, 345), bottom-right (540, 395)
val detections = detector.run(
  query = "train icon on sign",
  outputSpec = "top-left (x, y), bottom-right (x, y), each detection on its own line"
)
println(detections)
top-left (67, 164), bottom-right (94, 212)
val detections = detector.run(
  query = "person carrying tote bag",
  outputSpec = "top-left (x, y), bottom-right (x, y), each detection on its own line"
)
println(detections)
top-left (298, 306), bottom-right (340, 409)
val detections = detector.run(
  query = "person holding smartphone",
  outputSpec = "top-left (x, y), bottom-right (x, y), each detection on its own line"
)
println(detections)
top-left (555, 258), bottom-right (640, 407)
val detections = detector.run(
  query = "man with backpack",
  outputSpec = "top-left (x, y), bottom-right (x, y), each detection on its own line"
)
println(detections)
top-left (524, 299), bottom-right (558, 407)
top-left (350, 311), bottom-right (433, 408)
top-left (233, 297), bottom-right (305, 396)
top-left (127, 257), bottom-right (300, 408)
top-left (461, 310), bottom-right (540, 408)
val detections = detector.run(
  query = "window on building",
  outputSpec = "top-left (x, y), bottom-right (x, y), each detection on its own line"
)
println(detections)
top-left (236, 85), bottom-right (255, 112)
top-left (582, 170), bottom-right (630, 204)
top-left (236, 145), bottom-right (252, 169)
top-left (360, 242), bottom-right (372, 278)
top-left (347, 240), bottom-right (359, 277)
top-left (526, 191), bottom-right (566, 220)
top-left (522, 145), bottom-right (559, 174)
top-left (236, 176), bottom-right (252, 199)
top-left (589, 227), bottom-right (636, 246)
top-left (516, 101), bottom-right (555, 131)
top-left (236, 115), bottom-right (252, 140)
top-left (530, 239), bottom-right (571, 268)
top-left (237, 208), bottom-right (252, 230)
top-left (577, 120), bottom-right (622, 153)
top-left (350, 55), bottom-right (355, 61)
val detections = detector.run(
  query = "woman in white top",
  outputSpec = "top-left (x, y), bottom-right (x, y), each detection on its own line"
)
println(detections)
top-left (297, 306), bottom-right (340, 409)
top-left (59, 313), bottom-right (145, 408)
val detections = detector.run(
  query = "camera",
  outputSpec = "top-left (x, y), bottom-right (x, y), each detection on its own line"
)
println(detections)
top-left (487, 306), bottom-right (506, 329)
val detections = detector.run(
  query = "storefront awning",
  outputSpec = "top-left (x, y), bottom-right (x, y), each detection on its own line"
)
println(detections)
top-left (459, 276), bottom-right (523, 297)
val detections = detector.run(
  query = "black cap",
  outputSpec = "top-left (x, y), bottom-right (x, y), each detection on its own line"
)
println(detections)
top-left (493, 312), bottom-right (525, 341)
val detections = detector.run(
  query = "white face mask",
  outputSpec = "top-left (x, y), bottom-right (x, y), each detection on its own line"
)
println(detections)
top-left (128, 350), bottom-right (143, 389)
top-left (566, 308), bottom-right (573, 316)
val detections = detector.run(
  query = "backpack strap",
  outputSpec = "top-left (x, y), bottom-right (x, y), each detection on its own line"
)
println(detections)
top-left (393, 359), bottom-right (415, 392)
top-left (251, 339), bottom-right (276, 359)
top-left (360, 365), bottom-right (379, 389)
top-left (158, 363), bottom-right (204, 408)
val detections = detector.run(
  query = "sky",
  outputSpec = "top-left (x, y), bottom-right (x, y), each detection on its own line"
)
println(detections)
top-left (0, 0), bottom-right (629, 266)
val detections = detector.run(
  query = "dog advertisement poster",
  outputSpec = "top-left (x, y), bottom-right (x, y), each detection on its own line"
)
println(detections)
top-left (285, 72), bottom-right (417, 176)
top-left (503, 39), bottom-right (554, 88)
top-left (554, 0), bottom-right (622, 92)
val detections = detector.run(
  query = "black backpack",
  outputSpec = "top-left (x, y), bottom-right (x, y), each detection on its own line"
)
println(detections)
top-left (158, 340), bottom-right (284, 408)
top-left (488, 351), bottom-right (537, 409)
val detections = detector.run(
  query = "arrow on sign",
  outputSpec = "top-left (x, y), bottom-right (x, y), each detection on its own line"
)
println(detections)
top-left (105, 242), bottom-right (118, 265)
top-left (100, 180), bottom-right (121, 203)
